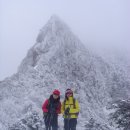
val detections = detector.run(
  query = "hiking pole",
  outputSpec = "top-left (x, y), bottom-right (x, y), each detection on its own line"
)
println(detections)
top-left (48, 114), bottom-right (51, 130)
top-left (48, 113), bottom-right (54, 130)
top-left (67, 114), bottom-right (70, 130)
top-left (44, 113), bottom-right (49, 130)
top-left (65, 107), bottom-right (70, 130)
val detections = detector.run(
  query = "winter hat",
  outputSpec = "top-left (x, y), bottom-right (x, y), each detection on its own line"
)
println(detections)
top-left (53, 89), bottom-right (60, 96)
top-left (65, 88), bottom-right (73, 94)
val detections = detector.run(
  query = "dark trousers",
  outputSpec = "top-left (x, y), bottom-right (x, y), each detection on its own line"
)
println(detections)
top-left (64, 118), bottom-right (77, 130)
top-left (45, 126), bottom-right (57, 130)
top-left (44, 113), bottom-right (58, 130)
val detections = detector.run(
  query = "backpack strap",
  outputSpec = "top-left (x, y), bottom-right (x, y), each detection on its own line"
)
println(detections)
top-left (63, 99), bottom-right (66, 111)
top-left (73, 98), bottom-right (76, 109)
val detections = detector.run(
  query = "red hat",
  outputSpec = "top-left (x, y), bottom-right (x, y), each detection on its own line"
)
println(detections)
top-left (53, 89), bottom-right (60, 96)
top-left (65, 88), bottom-right (73, 94)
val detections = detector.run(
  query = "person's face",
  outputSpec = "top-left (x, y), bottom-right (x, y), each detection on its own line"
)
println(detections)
top-left (53, 94), bottom-right (59, 99)
top-left (66, 92), bottom-right (73, 97)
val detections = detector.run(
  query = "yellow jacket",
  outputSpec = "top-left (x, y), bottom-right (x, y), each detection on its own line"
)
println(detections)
top-left (61, 96), bottom-right (80, 118)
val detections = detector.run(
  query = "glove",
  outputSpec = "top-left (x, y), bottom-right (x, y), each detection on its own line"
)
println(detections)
top-left (43, 112), bottom-right (48, 116)
top-left (64, 107), bottom-right (70, 115)
top-left (43, 112), bottom-right (48, 119)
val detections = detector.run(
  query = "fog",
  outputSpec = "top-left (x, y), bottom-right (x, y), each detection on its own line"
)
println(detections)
top-left (0, 0), bottom-right (130, 80)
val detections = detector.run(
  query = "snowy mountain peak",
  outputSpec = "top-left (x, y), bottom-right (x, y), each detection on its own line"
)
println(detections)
top-left (36, 15), bottom-right (70, 43)
top-left (49, 14), bottom-right (64, 25)
top-left (19, 16), bottom-right (87, 72)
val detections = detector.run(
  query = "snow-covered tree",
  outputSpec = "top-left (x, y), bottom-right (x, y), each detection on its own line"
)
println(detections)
top-left (109, 99), bottom-right (130, 130)
top-left (85, 118), bottom-right (110, 130)
top-left (8, 111), bottom-right (44, 130)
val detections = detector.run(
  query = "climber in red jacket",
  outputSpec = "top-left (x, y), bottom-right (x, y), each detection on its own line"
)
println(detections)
top-left (42, 89), bottom-right (61, 130)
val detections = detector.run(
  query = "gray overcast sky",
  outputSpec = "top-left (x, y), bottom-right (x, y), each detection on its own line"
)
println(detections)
top-left (0, 0), bottom-right (130, 80)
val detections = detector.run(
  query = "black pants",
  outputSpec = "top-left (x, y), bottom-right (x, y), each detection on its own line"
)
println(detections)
top-left (64, 118), bottom-right (77, 130)
top-left (44, 113), bottom-right (58, 130)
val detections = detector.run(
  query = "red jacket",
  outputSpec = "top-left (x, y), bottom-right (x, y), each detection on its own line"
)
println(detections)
top-left (42, 99), bottom-right (61, 114)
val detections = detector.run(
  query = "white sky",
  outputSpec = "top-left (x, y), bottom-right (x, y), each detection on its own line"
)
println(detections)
top-left (0, 0), bottom-right (130, 80)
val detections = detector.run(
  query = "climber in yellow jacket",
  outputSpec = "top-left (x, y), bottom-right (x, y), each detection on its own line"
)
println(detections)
top-left (61, 88), bottom-right (80, 130)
